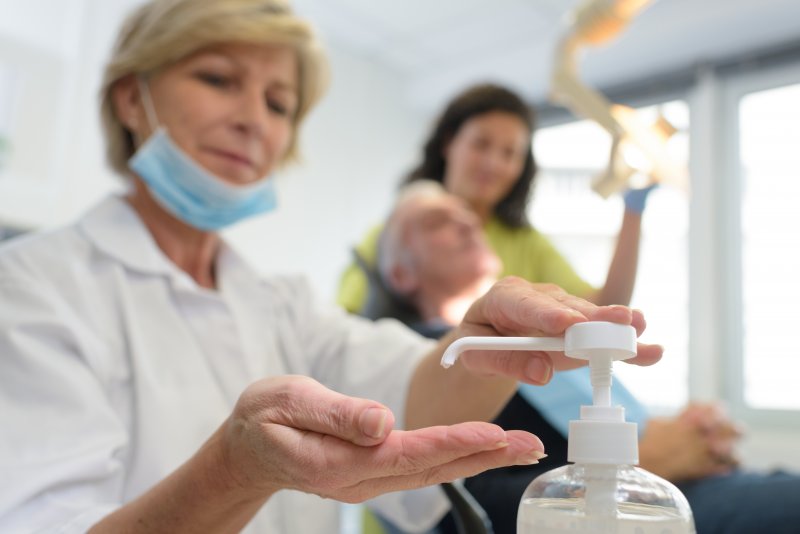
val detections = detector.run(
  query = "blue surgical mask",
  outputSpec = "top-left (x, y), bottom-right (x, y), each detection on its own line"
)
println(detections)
top-left (128, 80), bottom-right (278, 231)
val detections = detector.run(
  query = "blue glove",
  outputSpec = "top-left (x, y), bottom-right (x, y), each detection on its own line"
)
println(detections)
top-left (623, 183), bottom-right (658, 214)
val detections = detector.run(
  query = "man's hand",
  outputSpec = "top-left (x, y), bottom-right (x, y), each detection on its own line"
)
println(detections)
top-left (639, 403), bottom-right (742, 482)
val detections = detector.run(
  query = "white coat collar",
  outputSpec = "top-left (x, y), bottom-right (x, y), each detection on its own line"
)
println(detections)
top-left (78, 195), bottom-right (260, 292)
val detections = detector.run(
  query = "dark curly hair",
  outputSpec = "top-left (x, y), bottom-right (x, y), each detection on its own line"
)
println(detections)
top-left (402, 83), bottom-right (536, 228)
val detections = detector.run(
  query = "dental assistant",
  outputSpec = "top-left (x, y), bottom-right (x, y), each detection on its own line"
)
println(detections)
top-left (0, 1), bottom-right (661, 533)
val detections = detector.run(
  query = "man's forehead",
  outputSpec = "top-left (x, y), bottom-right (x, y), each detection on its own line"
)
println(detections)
top-left (410, 195), bottom-right (468, 217)
top-left (395, 194), bottom-right (473, 241)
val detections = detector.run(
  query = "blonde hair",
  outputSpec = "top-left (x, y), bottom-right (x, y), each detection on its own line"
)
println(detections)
top-left (100, 0), bottom-right (329, 176)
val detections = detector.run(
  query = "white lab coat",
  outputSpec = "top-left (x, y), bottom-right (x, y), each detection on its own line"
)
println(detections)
top-left (0, 196), bottom-right (447, 533)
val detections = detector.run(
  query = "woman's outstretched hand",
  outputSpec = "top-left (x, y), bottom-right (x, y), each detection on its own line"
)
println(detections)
top-left (221, 375), bottom-right (547, 503)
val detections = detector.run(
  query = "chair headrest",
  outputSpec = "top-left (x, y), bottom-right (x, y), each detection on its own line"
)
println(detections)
top-left (353, 248), bottom-right (422, 325)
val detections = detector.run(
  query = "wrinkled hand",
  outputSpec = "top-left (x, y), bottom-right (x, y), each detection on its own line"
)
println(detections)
top-left (640, 403), bottom-right (742, 482)
top-left (453, 277), bottom-right (663, 385)
top-left (220, 375), bottom-right (545, 503)
top-left (680, 402), bottom-right (743, 467)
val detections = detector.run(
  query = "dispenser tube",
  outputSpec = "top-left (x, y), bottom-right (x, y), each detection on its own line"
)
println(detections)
top-left (440, 336), bottom-right (565, 368)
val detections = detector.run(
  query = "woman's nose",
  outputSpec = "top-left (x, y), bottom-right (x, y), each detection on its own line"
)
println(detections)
top-left (233, 88), bottom-right (269, 137)
top-left (480, 147), bottom-right (504, 171)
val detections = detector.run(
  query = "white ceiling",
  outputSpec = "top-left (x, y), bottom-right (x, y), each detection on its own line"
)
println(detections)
top-left (291, 0), bottom-right (800, 113)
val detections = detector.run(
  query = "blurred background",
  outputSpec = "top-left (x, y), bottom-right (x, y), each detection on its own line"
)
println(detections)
top-left (1, 0), bottom-right (799, 469)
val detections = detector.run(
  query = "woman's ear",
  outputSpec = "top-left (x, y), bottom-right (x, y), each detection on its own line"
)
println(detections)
top-left (111, 74), bottom-right (146, 136)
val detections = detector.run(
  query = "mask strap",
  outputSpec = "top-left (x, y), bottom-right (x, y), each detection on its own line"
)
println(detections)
top-left (137, 77), bottom-right (160, 132)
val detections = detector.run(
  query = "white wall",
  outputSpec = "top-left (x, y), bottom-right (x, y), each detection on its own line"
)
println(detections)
top-left (0, 0), bottom-right (427, 302)
top-left (0, 0), bottom-right (96, 227)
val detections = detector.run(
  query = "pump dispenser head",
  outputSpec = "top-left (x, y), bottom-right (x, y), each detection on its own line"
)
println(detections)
top-left (565, 322), bottom-right (640, 465)
top-left (441, 321), bottom-right (696, 533)
top-left (441, 321), bottom-right (640, 463)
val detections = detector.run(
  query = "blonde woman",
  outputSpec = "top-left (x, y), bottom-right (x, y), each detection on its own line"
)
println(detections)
top-left (0, 1), bottom-right (660, 533)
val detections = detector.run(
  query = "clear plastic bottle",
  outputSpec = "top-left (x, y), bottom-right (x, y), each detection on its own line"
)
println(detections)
top-left (518, 463), bottom-right (694, 533)
top-left (516, 322), bottom-right (695, 534)
top-left (440, 321), bottom-right (696, 534)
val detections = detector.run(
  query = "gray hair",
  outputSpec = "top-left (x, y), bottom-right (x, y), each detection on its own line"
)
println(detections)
top-left (377, 180), bottom-right (449, 295)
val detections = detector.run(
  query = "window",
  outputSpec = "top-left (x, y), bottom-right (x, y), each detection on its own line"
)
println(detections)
top-left (738, 82), bottom-right (800, 411)
top-left (531, 101), bottom-right (690, 411)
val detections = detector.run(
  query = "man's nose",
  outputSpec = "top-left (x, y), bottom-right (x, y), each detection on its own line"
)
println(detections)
top-left (456, 212), bottom-right (480, 233)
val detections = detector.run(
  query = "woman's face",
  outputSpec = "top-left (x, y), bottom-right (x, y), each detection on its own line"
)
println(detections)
top-left (137, 42), bottom-right (298, 185)
top-left (442, 111), bottom-right (530, 216)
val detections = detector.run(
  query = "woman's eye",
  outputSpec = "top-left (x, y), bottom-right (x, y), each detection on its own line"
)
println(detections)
top-left (267, 99), bottom-right (289, 116)
top-left (197, 72), bottom-right (231, 88)
top-left (472, 137), bottom-right (490, 151)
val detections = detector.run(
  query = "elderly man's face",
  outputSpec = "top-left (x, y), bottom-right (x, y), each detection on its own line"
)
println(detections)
top-left (400, 195), bottom-right (501, 290)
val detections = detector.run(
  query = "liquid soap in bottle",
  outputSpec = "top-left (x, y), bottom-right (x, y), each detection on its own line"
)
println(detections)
top-left (516, 322), bottom-right (695, 534)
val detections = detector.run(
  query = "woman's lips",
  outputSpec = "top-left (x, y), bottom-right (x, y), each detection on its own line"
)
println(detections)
top-left (206, 147), bottom-right (255, 169)
top-left (471, 173), bottom-right (498, 188)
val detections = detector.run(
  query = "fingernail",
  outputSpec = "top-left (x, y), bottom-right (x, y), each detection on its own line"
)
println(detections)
top-left (520, 451), bottom-right (548, 465)
top-left (360, 408), bottom-right (388, 439)
top-left (526, 358), bottom-right (552, 384)
top-left (493, 441), bottom-right (510, 449)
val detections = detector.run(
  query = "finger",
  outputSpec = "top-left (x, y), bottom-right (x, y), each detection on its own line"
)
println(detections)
top-left (460, 341), bottom-right (661, 383)
top-left (350, 422), bottom-right (536, 477)
top-left (545, 294), bottom-right (646, 337)
top-left (701, 448), bottom-right (739, 477)
top-left (466, 278), bottom-right (587, 336)
top-left (628, 342), bottom-right (663, 366)
top-left (333, 430), bottom-right (545, 503)
top-left (567, 302), bottom-right (651, 338)
top-left (680, 403), bottom-right (719, 430)
top-left (718, 421), bottom-right (744, 439)
top-left (256, 376), bottom-right (396, 446)
top-left (629, 309), bottom-right (647, 335)
top-left (299, 421), bottom-right (543, 490)
top-left (466, 278), bottom-right (651, 345)
top-left (459, 350), bottom-right (557, 384)
top-left (679, 403), bottom-right (704, 423)
top-left (703, 405), bottom-right (743, 438)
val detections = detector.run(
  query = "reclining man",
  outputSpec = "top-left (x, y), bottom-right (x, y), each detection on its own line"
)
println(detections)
top-left (368, 180), bottom-right (800, 534)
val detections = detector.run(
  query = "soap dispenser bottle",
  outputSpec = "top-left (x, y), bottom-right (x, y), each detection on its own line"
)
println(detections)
top-left (441, 321), bottom-right (695, 534)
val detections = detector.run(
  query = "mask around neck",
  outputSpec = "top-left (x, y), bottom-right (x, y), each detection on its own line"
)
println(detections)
top-left (129, 127), bottom-right (277, 231)
top-left (127, 79), bottom-right (278, 231)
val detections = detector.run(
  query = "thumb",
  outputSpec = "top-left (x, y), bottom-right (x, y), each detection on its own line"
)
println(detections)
top-left (254, 375), bottom-right (396, 446)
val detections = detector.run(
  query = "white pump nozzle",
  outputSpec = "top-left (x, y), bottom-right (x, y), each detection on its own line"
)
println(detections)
top-left (440, 336), bottom-right (567, 368)
top-left (441, 321), bottom-right (640, 465)
top-left (563, 321), bottom-right (636, 410)
top-left (565, 322), bottom-right (639, 465)
top-left (440, 321), bottom-right (636, 370)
